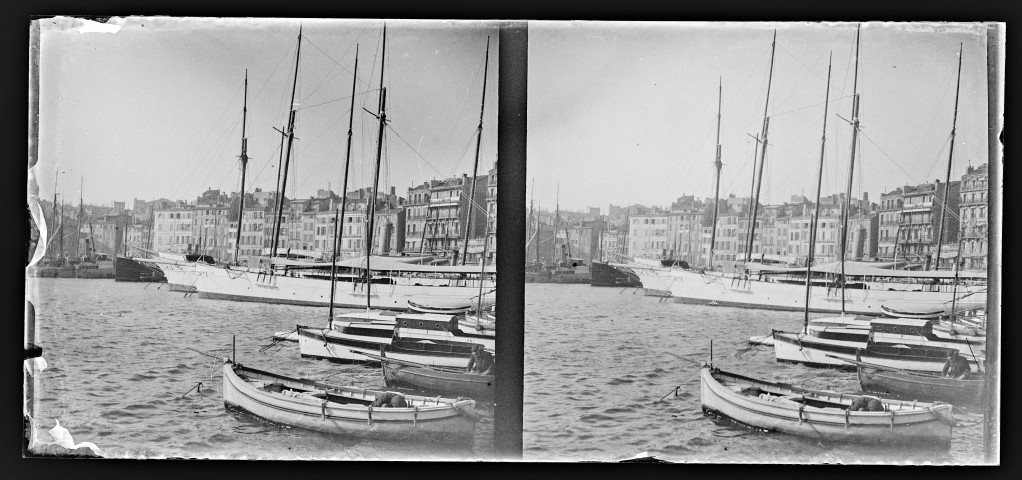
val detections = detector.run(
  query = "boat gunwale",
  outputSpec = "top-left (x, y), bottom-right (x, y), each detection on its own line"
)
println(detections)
top-left (230, 361), bottom-right (469, 409)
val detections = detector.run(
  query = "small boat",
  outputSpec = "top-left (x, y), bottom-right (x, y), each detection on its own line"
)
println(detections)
top-left (844, 355), bottom-right (985, 405)
top-left (772, 317), bottom-right (985, 369)
top-left (850, 343), bottom-right (982, 374)
top-left (358, 352), bottom-right (494, 401)
top-left (880, 305), bottom-right (945, 320)
top-left (407, 300), bottom-right (473, 315)
top-left (298, 311), bottom-right (493, 366)
top-left (386, 313), bottom-right (495, 368)
top-left (700, 364), bottom-right (954, 445)
top-left (221, 360), bottom-right (477, 442)
top-left (806, 315), bottom-right (985, 345)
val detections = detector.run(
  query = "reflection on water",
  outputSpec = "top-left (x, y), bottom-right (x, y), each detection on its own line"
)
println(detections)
top-left (524, 283), bottom-right (987, 464)
top-left (25, 278), bottom-right (491, 460)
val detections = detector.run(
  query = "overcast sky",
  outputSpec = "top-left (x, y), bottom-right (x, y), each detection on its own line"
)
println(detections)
top-left (34, 17), bottom-right (498, 208)
top-left (527, 21), bottom-right (991, 213)
top-left (32, 19), bottom-right (993, 217)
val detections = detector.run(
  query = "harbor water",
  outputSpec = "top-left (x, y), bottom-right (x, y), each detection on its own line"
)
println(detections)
top-left (523, 283), bottom-right (987, 464)
top-left (24, 278), bottom-right (492, 460)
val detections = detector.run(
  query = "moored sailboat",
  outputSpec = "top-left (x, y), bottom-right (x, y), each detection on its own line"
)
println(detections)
top-left (663, 27), bottom-right (984, 316)
top-left (190, 24), bottom-right (496, 311)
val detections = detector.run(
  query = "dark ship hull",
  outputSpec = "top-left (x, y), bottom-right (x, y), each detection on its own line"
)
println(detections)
top-left (589, 261), bottom-right (642, 288)
top-left (114, 255), bottom-right (167, 283)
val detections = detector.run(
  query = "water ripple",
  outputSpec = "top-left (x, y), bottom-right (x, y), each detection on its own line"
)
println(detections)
top-left (523, 283), bottom-right (987, 463)
top-left (28, 278), bottom-right (492, 460)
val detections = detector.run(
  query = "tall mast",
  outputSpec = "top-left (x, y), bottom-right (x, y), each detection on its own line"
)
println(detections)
top-left (839, 25), bottom-right (862, 314)
top-left (418, 187), bottom-right (429, 257)
top-left (148, 199), bottom-right (154, 251)
top-left (742, 133), bottom-right (760, 262)
top-left (535, 201), bottom-right (542, 266)
top-left (526, 178), bottom-right (535, 264)
top-left (329, 44), bottom-right (359, 328)
top-left (934, 43), bottom-right (964, 271)
top-left (77, 176), bottom-right (83, 260)
top-left (803, 53), bottom-right (833, 333)
top-left (709, 78), bottom-right (723, 270)
top-left (554, 183), bottom-right (560, 265)
top-left (212, 207), bottom-right (220, 259)
top-left (49, 172), bottom-right (59, 263)
top-left (893, 199), bottom-right (904, 268)
top-left (746, 29), bottom-right (777, 263)
top-left (461, 36), bottom-right (491, 265)
top-left (564, 222), bottom-right (573, 260)
top-left (365, 24), bottom-right (387, 311)
top-left (233, 71), bottom-right (249, 264)
top-left (949, 223), bottom-right (964, 322)
top-left (59, 199), bottom-right (64, 264)
top-left (88, 219), bottom-right (94, 262)
top-left (271, 26), bottom-right (303, 262)
top-left (476, 222), bottom-right (490, 320)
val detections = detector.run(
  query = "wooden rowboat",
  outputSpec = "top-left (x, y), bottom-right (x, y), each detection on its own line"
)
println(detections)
top-left (358, 352), bottom-right (494, 401)
top-left (700, 365), bottom-right (954, 445)
top-left (221, 361), bottom-right (477, 442)
top-left (880, 305), bottom-right (945, 320)
top-left (842, 356), bottom-right (985, 405)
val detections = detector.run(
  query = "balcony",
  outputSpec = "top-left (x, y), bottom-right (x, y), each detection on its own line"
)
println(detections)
top-left (430, 195), bottom-right (461, 205)
top-left (901, 200), bottom-right (933, 212)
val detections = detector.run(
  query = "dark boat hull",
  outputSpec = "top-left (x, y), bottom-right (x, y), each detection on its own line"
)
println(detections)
top-left (589, 261), bottom-right (642, 288)
top-left (114, 256), bottom-right (167, 283)
top-left (382, 360), bottom-right (494, 401)
top-left (857, 365), bottom-right (984, 405)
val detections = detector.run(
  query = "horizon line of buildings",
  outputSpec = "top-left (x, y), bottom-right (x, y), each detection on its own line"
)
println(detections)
top-left (528, 163), bottom-right (989, 272)
top-left (34, 161), bottom-right (988, 272)
top-left (36, 162), bottom-right (499, 267)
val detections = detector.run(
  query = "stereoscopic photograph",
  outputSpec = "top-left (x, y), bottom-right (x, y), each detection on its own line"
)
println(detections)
top-left (26, 17), bottom-right (501, 460)
top-left (24, 17), bottom-right (1001, 465)
top-left (522, 21), bottom-right (1000, 463)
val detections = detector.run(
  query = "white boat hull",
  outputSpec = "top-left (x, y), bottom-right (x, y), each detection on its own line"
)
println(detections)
top-left (298, 326), bottom-right (485, 369)
top-left (161, 263), bottom-right (201, 293)
top-left (222, 362), bottom-right (476, 441)
top-left (298, 326), bottom-right (393, 363)
top-left (700, 366), bottom-right (953, 444)
top-left (193, 263), bottom-right (495, 311)
top-left (771, 331), bottom-right (983, 372)
top-left (663, 268), bottom-right (984, 315)
top-left (631, 267), bottom-right (679, 297)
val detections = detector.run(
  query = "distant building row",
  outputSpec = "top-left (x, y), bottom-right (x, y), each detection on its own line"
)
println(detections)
top-left (39, 163), bottom-right (498, 267)
top-left (529, 163), bottom-right (988, 272)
